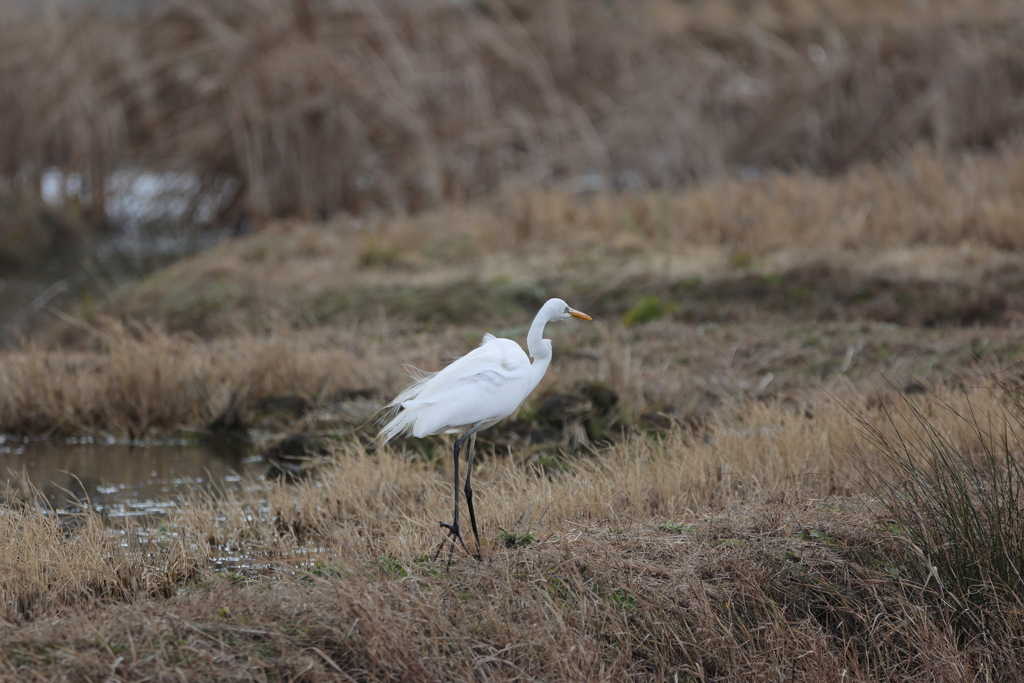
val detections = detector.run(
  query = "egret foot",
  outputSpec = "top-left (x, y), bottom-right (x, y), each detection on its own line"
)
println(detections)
top-left (433, 519), bottom-right (480, 565)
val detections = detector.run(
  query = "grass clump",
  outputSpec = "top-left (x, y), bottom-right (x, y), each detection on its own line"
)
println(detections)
top-left (358, 241), bottom-right (405, 269)
top-left (798, 529), bottom-right (838, 547)
top-left (623, 295), bottom-right (665, 327)
top-left (496, 527), bottom-right (537, 549)
top-left (859, 379), bottom-right (1024, 635)
top-left (372, 556), bottom-right (410, 579)
top-left (0, 483), bottom-right (208, 623)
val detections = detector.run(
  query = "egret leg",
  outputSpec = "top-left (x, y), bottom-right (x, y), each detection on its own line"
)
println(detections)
top-left (436, 428), bottom-right (479, 562)
top-left (463, 432), bottom-right (482, 558)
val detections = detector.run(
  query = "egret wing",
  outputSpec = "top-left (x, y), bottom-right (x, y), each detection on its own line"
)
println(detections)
top-left (380, 334), bottom-right (532, 440)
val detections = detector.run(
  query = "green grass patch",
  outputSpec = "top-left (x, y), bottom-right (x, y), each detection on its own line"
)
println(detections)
top-left (496, 527), bottom-right (537, 549)
top-left (798, 529), bottom-right (838, 547)
top-left (622, 295), bottom-right (664, 327)
top-left (372, 556), bottom-right (409, 579)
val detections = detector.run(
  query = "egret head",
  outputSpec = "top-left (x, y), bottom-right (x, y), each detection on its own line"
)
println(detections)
top-left (543, 298), bottom-right (592, 323)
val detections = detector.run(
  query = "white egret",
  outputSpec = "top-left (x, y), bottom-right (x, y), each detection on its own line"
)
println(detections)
top-left (380, 298), bottom-right (592, 559)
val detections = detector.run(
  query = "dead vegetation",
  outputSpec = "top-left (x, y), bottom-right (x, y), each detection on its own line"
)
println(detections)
top-left (4, 307), bottom-right (1022, 439)
top-left (0, 507), bottom-right (997, 682)
top-left (0, 319), bottom-right (381, 437)
top-left (3, 380), bottom-right (1024, 680)
top-left (4, 251), bottom-right (1024, 679)
top-left (0, 490), bottom-right (207, 624)
top-left (2, 0), bottom-right (1024, 222)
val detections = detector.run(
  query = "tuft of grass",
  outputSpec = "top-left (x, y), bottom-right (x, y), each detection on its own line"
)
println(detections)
top-left (659, 521), bottom-right (696, 535)
top-left (359, 241), bottom-right (405, 270)
top-left (372, 556), bottom-right (409, 580)
top-left (0, 319), bottom-right (378, 438)
top-left (729, 249), bottom-right (754, 270)
top-left (858, 378), bottom-right (1024, 632)
top-left (306, 561), bottom-right (344, 580)
top-left (496, 527), bottom-right (537, 549)
top-left (0, 480), bottom-right (207, 623)
top-left (622, 295), bottom-right (664, 327)
top-left (606, 588), bottom-right (638, 610)
top-left (798, 529), bottom-right (838, 547)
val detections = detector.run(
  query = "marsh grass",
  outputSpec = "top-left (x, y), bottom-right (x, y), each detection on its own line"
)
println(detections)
top-left (9, 310), bottom-right (1024, 440)
top-left (5, 2), bottom-right (1024, 676)
top-left (0, 319), bottom-right (381, 437)
top-left (0, 474), bottom-right (1006, 680)
top-left (858, 378), bottom-right (1024, 629)
top-left (0, 382), bottom-right (886, 624)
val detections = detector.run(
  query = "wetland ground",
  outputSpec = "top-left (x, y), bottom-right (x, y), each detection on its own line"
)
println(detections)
top-left (4, 160), bottom-right (1024, 679)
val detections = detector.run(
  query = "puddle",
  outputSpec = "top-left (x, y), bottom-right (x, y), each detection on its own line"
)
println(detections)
top-left (0, 437), bottom-right (263, 519)
top-left (0, 437), bottom-right (288, 573)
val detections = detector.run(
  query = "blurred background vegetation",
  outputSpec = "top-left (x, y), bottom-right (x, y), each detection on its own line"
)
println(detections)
top-left (0, 3), bottom-right (1021, 235)
top-left (6, 0), bottom-right (1024, 218)
top-left (2, 0), bottom-right (1023, 340)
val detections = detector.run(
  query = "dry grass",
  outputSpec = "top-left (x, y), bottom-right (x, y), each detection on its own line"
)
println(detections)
top-left (0, 480), bottom-right (208, 623)
top-left (3, 379), bottom-right (1024, 678)
top-left (0, 506), bottom-right (976, 681)
top-left (6, 307), bottom-right (1023, 439)
top-left (2, 0), bottom-right (1024, 222)
top-left (0, 319), bottom-right (382, 437)
top-left (4, 236), bottom-right (1024, 677)
top-left (7, 140), bottom-right (1024, 435)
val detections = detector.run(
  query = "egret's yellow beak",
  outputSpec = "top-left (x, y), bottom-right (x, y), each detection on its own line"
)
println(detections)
top-left (569, 309), bottom-right (592, 321)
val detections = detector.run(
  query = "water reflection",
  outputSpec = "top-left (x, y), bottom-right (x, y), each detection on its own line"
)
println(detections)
top-left (0, 437), bottom-right (262, 519)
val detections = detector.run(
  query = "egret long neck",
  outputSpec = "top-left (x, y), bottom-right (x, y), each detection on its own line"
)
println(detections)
top-left (526, 310), bottom-right (553, 393)
top-left (526, 309), bottom-right (552, 361)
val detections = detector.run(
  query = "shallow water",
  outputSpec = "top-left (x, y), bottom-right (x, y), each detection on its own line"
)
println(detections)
top-left (0, 437), bottom-right (263, 519)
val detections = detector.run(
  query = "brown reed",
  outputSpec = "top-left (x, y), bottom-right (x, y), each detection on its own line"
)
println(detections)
top-left (2, 0), bottom-right (1023, 223)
